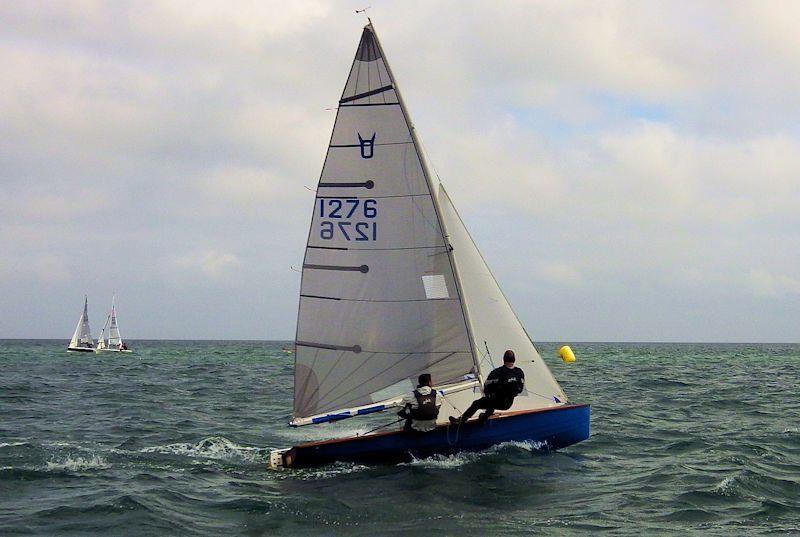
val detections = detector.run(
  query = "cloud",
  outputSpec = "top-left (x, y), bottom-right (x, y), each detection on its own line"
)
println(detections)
top-left (538, 262), bottom-right (584, 288)
top-left (167, 250), bottom-right (242, 280)
top-left (745, 269), bottom-right (800, 298)
top-left (0, 1), bottom-right (798, 341)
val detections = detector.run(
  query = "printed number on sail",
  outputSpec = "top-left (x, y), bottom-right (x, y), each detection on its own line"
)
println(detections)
top-left (319, 199), bottom-right (378, 241)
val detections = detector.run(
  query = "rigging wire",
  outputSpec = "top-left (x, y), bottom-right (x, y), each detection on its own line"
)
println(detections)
top-left (358, 417), bottom-right (403, 437)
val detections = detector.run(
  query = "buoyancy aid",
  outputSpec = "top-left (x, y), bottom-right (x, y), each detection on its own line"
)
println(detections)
top-left (409, 388), bottom-right (438, 420)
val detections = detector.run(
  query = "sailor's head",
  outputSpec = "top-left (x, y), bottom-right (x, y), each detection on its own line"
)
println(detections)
top-left (418, 373), bottom-right (432, 387)
top-left (503, 350), bottom-right (516, 368)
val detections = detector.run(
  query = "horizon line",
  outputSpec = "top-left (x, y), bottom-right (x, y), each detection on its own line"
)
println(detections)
top-left (1, 338), bottom-right (798, 345)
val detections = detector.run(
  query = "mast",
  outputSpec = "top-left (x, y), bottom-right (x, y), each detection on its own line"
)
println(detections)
top-left (367, 20), bottom-right (484, 384)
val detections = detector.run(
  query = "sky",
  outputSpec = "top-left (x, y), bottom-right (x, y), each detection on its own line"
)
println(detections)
top-left (1, 1), bottom-right (798, 342)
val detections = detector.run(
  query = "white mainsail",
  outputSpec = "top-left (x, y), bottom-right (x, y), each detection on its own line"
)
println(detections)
top-left (293, 24), bottom-right (479, 423)
top-left (292, 22), bottom-right (568, 426)
top-left (108, 297), bottom-right (123, 348)
top-left (69, 296), bottom-right (93, 349)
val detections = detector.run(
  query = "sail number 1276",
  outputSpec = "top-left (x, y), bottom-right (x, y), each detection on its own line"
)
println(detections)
top-left (318, 198), bottom-right (378, 241)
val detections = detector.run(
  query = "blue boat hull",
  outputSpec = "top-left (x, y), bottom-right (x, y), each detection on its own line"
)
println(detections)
top-left (282, 403), bottom-right (590, 468)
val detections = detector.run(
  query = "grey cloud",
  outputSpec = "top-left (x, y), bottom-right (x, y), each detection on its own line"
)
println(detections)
top-left (1, 1), bottom-right (797, 342)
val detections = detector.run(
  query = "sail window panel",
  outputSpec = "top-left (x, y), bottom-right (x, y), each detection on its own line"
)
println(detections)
top-left (320, 144), bottom-right (428, 197)
top-left (296, 298), bottom-right (472, 356)
top-left (422, 275), bottom-right (450, 299)
top-left (307, 195), bottom-right (445, 250)
top-left (370, 378), bottom-right (414, 403)
top-left (301, 247), bottom-right (456, 302)
top-left (330, 106), bottom-right (412, 146)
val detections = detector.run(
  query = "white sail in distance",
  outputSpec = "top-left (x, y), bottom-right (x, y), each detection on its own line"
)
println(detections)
top-left (293, 24), bottom-right (479, 421)
top-left (69, 297), bottom-right (93, 348)
top-left (108, 297), bottom-right (122, 348)
top-left (96, 314), bottom-right (111, 349)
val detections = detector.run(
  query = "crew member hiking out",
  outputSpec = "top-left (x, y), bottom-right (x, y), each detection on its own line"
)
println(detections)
top-left (398, 374), bottom-right (440, 432)
top-left (450, 350), bottom-right (525, 425)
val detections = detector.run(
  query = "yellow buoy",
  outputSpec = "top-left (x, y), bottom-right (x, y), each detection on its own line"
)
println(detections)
top-left (559, 345), bottom-right (576, 363)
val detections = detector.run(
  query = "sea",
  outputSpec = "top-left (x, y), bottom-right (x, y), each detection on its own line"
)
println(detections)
top-left (1, 340), bottom-right (798, 536)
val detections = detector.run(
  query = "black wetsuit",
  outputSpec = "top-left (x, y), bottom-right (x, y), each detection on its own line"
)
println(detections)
top-left (459, 365), bottom-right (525, 423)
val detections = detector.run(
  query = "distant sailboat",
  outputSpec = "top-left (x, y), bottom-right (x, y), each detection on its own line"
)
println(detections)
top-left (67, 296), bottom-right (95, 352)
top-left (268, 22), bottom-right (589, 469)
top-left (96, 296), bottom-right (132, 353)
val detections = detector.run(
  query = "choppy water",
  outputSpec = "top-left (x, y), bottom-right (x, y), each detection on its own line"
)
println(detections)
top-left (1, 340), bottom-right (798, 535)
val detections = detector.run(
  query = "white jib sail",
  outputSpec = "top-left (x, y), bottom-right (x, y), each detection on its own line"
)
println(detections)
top-left (70, 297), bottom-right (93, 348)
top-left (292, 24), bottom-right (479, 423)
top-left (437, 185), bottom-right (567, 413)
top-left (97, 314), bottom-right (110, 349)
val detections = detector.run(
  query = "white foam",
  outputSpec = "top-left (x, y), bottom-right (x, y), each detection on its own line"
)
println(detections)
top-left (277, 423), bottom-right (375, 443)
top-left (714, 475), bottom-right (737, 495)
top-left (0, 441), bottom-right (28, 448)
top-left (140, 436), bottom-right (264, 463)
top-left (296, 462), bottom-right (371, 480)
top-left (401, 439), bottom-right (550, 468)
top-left (43, 441), bottom-right (80, 448)
top-left (45, 455), bottom-right (111, 472)
top-left (491, 440), bottom-right (549, 452)
top-left (403, 452), bottom-right (477, 468)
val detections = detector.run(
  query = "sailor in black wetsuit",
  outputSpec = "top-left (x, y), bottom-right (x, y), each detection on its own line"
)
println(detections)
top-left (398, 374), bottom-right (440, 432)
top-left (450, 350), bottom-right (525, 425)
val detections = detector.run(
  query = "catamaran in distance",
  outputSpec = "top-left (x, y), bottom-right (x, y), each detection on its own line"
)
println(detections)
top-left (269, 21), bottom-right (590, 469)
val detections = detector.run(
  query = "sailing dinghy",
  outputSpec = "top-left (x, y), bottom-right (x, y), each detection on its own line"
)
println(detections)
top-left (67, 296), bottom-right (95, 352)
top-left (96, 296), bottom-right (132, 353)
top-left (269, 22), bottom-right (589, 469)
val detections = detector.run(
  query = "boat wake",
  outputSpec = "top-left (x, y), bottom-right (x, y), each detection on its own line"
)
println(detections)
top-left (139, 436), bottom-right (265, 464)
top-left (402, 440), bottom-right (551, 469)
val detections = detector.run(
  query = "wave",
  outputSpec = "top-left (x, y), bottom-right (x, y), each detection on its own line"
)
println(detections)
top-left (0, 455), bottom-right (111, 479)
top-left (295, 461), bottom-right (371, 480)
top-left (713, 474), bottom-right (738, 496)
top-left (139, 436), bottom-right (264, 464)
top-left (0, 441), bottom-right (28, 448)
top-left (45, 455), bottom-right (111, 473)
